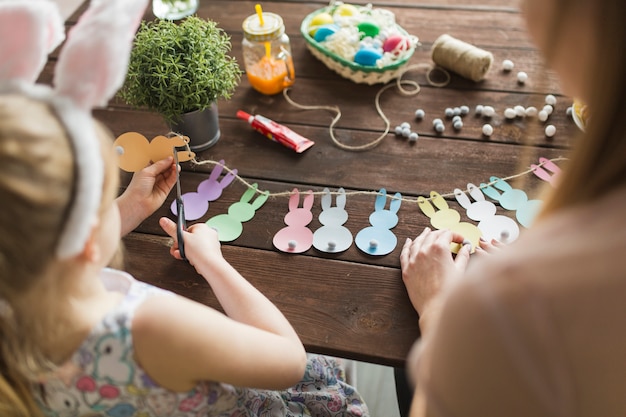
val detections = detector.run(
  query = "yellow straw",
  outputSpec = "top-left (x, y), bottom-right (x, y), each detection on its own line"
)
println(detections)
top-left (255, 4), bottom-right (264, 26)
top-left (255, 3), bottom-right (271, 59)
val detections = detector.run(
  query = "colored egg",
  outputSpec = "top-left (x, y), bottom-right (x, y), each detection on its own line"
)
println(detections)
top-left (313, 24), bottom-right (339, 42)
top-left (310, 12), bottom-right (334, 27)
top-left (308, 12), bottom-right (334, 35)
top-left (357, 21), bottom-right (380, 38)
top-left (334, 4), bottom-right (359, 17)
top-left (382, 35), bottom-right (410, 55)
top-left (354, 47), bottom-right (383, 66)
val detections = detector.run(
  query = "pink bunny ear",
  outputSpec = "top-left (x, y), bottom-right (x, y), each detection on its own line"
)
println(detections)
top-left (0, 1), bottom-right (65, 84)
top-left (54, 0), bottom-right (149, 108)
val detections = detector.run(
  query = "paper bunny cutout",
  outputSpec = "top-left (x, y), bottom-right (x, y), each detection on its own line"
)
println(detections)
top-left (205, 184), bottom-right (269, 242)
top-left (355, 189), bottom-right (401, 256)
top-left (417, 191), bottom-right (482, 253)
top-left (273, 189), bottom-right (315, 253)
top-left (531, 157), bottom-right (561, 187)
top-left (480, 177), bottom-right (542, 228)
top-left (114, 132), bottom-right (196, 172)
top-left (170, 160), bottom-right (238, 221)
top-left (454, 184), bottom-right (520, 243)
top-left (0, 0), bottom-right (149, 258)
top-left (313, 188), bottom-right (353, 253)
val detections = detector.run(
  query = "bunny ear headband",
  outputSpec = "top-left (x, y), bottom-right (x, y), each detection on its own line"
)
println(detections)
top-left (0, 0), bottom-right (148, 258)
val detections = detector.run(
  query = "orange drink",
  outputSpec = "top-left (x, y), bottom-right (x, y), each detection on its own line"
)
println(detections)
top-left (246, 55), bottom-right (295, 95)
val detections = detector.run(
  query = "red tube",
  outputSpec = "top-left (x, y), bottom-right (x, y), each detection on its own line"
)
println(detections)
top-left (236, 110), bottom-right (314, 153)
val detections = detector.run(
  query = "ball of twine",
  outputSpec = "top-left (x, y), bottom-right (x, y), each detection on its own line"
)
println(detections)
top-left (431, 34), bottom-right (493, 82)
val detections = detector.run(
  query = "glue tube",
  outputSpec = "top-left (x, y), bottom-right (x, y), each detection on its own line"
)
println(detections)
top-left (236, 110), bottom-right (314, 153)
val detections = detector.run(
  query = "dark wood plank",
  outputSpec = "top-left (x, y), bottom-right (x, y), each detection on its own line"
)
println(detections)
top-left (122, 232), bottom-right (420, 367)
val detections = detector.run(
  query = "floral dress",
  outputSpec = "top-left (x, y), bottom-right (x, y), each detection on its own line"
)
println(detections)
top-left (33, 268), bottom-right (369, 417)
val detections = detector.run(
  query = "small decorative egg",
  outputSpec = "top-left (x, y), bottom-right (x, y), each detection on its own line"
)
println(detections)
top-left (354, 47), bottom-right (382, 66)
top-left (308, 12), bottom-right (334, 36)
top-left (334, 3), bottom-right (359, 17)
top-left (382, 34), bottom-right (410, 55)
top-left (314, 24), bottom-right (339, 42)
top-left (357, 21), bottom-right (380, 39)
top-left (310, 12), bottom-right (334, 27)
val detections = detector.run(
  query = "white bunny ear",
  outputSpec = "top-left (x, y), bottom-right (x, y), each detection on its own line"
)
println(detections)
top-left (54, 0), bottom-right (149, 108)
top-left (0, 0), bottom-right (64, 84)
top-left (454, 188), bottom-right (472, 209)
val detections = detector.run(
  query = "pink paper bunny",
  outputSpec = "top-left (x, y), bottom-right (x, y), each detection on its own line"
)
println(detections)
top-left (0, 0), bottom-right (149, 258)
top-left (531, 157), bottom-right (562, 187)
top-left (170, 160), bottom-right (238, 220)
top-left (273, 189), bottom-right (315, 253)
top-left (312, 188), bottom-right (353, 253)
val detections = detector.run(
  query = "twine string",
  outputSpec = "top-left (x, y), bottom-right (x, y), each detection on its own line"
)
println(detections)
top-left (186, 150), bottom-right (569, 204)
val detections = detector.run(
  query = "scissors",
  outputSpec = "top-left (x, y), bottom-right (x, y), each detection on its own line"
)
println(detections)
top-left (173, 148), bottom-right (187, 260)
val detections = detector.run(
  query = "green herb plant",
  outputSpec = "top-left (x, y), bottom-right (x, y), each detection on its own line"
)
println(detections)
top-left (120, 16), bottom-right (242, 124)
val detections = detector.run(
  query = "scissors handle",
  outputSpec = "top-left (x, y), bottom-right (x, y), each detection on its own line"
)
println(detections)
top-left (176, 197), bottom-right (186, 260)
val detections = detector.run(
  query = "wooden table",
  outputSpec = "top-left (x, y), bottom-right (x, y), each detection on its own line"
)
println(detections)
top-left (55, 0), bottom-right (574, 368)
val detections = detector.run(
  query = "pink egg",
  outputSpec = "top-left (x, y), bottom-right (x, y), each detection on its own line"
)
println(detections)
top-left (383, 35), bottom-right (410, 55)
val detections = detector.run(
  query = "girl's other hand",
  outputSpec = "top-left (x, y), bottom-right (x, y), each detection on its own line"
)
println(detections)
top-left (159, 217), bottom-right (223, 268)
top-left (117, 157), bottom-right (177, 235)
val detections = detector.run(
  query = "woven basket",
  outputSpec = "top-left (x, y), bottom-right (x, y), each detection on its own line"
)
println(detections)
top-left (301, 5), bottom-right (417, 85)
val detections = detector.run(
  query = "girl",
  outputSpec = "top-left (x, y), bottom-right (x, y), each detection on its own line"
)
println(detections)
top-left (0, 1), bottom-right (368, 416)
top-left (400, 0), bottom-right (626, 415)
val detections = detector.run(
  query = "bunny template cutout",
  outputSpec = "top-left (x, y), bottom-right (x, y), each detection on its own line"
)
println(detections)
top-left (206, 184), bottom-right (269, 242)
top-left (454, 184), bottom-right (520, 243)
top-left (418, 191), bottom-right (482, 253)
top-left (273, 189), bottom-right (315, 253)
top-left (313, 188), bottom-right (353, 253)
top-left (170, 160), bottom-right (238, 221)
top-left (481, 177), bottom-right (542, 228)
top-left (0, 0), bottom-right (149, 258)
top-left (114, 132), bottom-right (196, 173)
top-left (355, 189), bottom-right (401, 256)
top-left (531, 157), bottom-right (562, 187)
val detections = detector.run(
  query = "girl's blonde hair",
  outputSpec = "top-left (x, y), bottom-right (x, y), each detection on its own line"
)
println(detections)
top-left (539, 0), bottom-right (626, 216)
top-left (0, 94), bottom-right (117, 416)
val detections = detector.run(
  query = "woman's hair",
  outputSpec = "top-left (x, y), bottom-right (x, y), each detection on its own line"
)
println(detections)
top-left (0, 94), bottom-right (118, 416)
top-left (539, 0), bottom-right (626, 216)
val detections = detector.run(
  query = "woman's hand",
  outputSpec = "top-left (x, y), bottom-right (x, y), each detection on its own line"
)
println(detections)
top-left (400, 228), bottom-right (471, 316)
top-left (117, 157), bottom-right (177, 236)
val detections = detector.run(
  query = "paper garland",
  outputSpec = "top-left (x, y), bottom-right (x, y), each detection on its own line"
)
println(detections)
top-left (111, 135), bottom-right (559, 254)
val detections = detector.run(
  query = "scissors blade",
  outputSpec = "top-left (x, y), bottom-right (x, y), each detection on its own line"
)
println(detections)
top-left (173, 148), bottom-right (186, 260)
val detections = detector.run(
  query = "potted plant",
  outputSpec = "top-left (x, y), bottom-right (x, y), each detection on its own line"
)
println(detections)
top-left (119, 16), bottom-right (242, 151)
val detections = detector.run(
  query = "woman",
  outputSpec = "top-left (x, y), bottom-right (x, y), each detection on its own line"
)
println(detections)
top-left (400, 0), bottom-right (626, 415)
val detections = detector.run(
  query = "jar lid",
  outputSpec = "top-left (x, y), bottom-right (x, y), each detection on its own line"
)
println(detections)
top-left (242, 12), bottom-right (285, 42)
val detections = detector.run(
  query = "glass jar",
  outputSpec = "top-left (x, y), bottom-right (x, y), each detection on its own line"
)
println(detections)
top-left (152, 0), bottom-right (198, 20)
top-left (242, 12), bottom-right (295, 95)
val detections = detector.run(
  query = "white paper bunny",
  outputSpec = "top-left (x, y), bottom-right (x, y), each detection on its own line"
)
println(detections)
top-left (273, 188), bottom-right (315, 253)
top-left (454, 183), bottom-right (520, 243)
top-left (417, 191), bottom-right (482, 253)
top-left (355, 189), bottom-right (401, 256)
top-left (480, 176), bottom-right (542, 228)
top-left (313, 188), bottom-right (353, 253)
top-left (0, 0), bottom-right (149, 258)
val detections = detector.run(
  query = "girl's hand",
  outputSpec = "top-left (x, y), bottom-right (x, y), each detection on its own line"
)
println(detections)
top-left (159, 217), bottom-right (223, 268)
top-left (117, 157), bottom-right (177, 235)
top-left (400, 228), bottom-right (471, 316)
